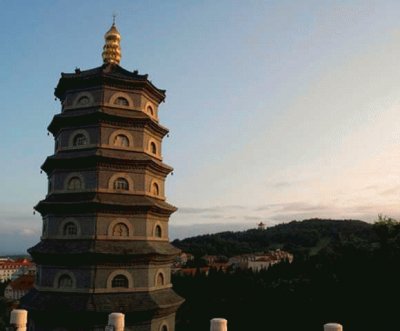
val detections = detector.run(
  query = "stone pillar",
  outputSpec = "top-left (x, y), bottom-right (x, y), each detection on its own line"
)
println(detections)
top-left (106, 313), bottom-right (125, 331)
top-left (210, 318), bottom-right (227, 331)
top-left (9, 309), bottom-right (28, 331)
top-left (324, 323), bottom-right (343, 331)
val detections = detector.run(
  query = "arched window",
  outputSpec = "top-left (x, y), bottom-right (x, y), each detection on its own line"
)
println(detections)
top-left (155, 225), bottom-right (162, 238)
top-left (77, 96), bottom-right (90, 106)
top-left (147, 105), bottom-right (154, 116)
top-left (161, 325), bottom-right (168, 331)
top-left (152, 182), bottom-right (159, 196)
top-left (63, 222), bottom-right (77, 236)
top-left (150, 142), bottom-right (157, 154)
top-left (156, 272), bottom-right (164, 286)
top-left (112, 275), bottom-right (129, 288)
top-left (72, 134), bottom-right (88, 146)
top-left (112, 223), bottom-right (129, 237)
top-left (114, 97), bottom-right (129, 106)
top-left (68, 177), bottom-right (82, 190)
top-left (114, 134), bottom-right (129, 147)
top-left (42, 221), bottom-right (47, 236)
top-left (114, 177), bottom-right (129, 191)
top-left (58, 274), bottom-right (73, 288)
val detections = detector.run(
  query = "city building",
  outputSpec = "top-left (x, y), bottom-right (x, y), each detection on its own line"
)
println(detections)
top-left (228, 250), bottom-right (294, 271)
top-left (0, 258), bottom-right (35, 282)
top-left (4, 274), bottom-right (35, 300)
top-left (21, 23), bottom-right (184, 331)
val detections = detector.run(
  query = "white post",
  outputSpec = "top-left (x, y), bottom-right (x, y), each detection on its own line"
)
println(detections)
top-left (9, 309), bottom-right (28, 331)
top-left (210, 318), bottom-right (227, 331)
top-left (106, 312), bottom-right (125, 331)
top-left (324, 323), bottom-right (343, 331)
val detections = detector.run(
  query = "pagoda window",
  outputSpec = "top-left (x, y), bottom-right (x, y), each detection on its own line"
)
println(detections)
top-left (77, 96), bottom-right (90, 106)
top-left (72, 134), bottom-right (88, 146)
top-left (112, 223), bottom-right (129, 237)
top-left (111, 275), bottom-right (129, 288)
top-left (63, 222), bottom-right (78, 236)
top-left (152, 182), bottom-right (159, 196)
top-left (58, 274), bottom-right (73, 288)
top-left (68, 177), bottom-right (82, 190)
top-left (48, 178), bottom-right (52, 193)
top-left (147, 105), bottom-right (154, 116)
top-left (42, 221), bottom-right (47, 236)
top-left (114, 177), bottom-right (129, 191)
top-left (155, 225), bottom-right (162, 238)
top-left (55, 138), bottom-right (59, 151)
top-left (114, 97), bottom-right (129, 106)
top-left (114, 134), bottom-right (129, 147)
top-left (156, 272), bottom-right (164, 286)
top-left (150, 142), bottom-right (157, 154)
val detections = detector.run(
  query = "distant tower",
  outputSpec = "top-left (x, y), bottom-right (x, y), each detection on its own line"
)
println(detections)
top-left (22, 23), bottom-right (184, 331)
top-left (257, 222), bottom-right (266, 230)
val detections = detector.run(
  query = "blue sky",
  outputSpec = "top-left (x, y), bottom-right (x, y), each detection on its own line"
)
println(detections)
top-left (1, 1), bottom-right (400, 253)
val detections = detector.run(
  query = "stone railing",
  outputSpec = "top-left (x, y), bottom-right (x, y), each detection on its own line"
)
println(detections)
top-left (6, 309), bottom-right (343, 331)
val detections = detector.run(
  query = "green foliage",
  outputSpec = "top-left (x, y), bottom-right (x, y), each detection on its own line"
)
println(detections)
top-left (373, 215), bottom-right (400, 246)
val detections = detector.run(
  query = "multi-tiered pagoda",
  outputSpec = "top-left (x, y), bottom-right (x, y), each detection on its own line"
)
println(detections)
top-left (21, 23), bottom-right (184, 331)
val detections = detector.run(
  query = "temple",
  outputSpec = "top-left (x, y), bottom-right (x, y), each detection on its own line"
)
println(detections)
top-left (21, 23), bottom-right (184, 331)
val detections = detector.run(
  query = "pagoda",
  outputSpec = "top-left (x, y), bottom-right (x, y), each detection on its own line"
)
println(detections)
top-left (21, 23), bottom-right (184, 331)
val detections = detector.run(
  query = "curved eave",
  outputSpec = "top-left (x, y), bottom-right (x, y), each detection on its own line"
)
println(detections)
top-left (54, 64), bottom-right (166, 103)
top-left (34, 192), bottom-right (177, 216)
top-left (41, 150), bottom-right (173, 175)
top-left (47, 109), bottom-right (169, 137)
top-left (29, 239), bottom-right (180, 263)
top-left (21, 288), bottom-right (184, 315)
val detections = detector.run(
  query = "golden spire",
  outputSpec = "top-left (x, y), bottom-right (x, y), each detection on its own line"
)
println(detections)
top-left (102, 16), bottom-right (121, 65)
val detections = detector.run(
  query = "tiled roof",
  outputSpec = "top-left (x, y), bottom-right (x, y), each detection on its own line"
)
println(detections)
top-left (21, 287), bottom-right (184, 313)
top-left (7, 274), bottom-right (35, 290)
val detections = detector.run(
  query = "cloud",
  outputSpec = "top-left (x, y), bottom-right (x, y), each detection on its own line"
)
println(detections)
top-left (201, 214), bottom-right (225, 219)
top-left (255, 204), bottom-right (277, 211)
top-left (178, 207), bottom-right (220, 214)
top-left (170, 223), bottom-right (253, 240)
top-left (277, 202), bottom-right (331, 213)
top-left (380, 186), bottom-right (400, 196)
top-left (244, 216), bottom-right (261, 221)
top-left (178, 205), bottom-right (247, 215)
top-left (21, 228), bottom-right (39, 236)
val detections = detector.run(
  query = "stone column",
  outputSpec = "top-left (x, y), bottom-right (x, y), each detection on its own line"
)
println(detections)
top-left (106, 313), bottom-right (125, 331)
top-left (9, 309), bottom-right (28, 331)
top-left (324, 323), bottom-right (343, 331)
top-left (210, 318), bottom-right (227, 331)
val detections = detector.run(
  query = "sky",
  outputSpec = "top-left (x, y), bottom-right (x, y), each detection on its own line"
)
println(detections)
top-left (0, 1), bottom-right (399, 254)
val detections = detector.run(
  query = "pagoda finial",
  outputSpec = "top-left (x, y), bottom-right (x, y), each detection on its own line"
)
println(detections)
top-left (102, 18), bottom-right (121, 65)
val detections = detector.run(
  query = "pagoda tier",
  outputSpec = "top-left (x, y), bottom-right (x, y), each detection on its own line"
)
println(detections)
top-left (36, 193), bottom-right (177, 214)
top-left (54, 64), bottom-right (166, 102)
top-left (23, 288), bottom-right (182, 331)
top-left (23, 288), bottom-right (183, 315)
top-left (47, 109), bottom-right (169, 137)
top-left (29, 240), bottom-right (180, 264)
top-left (41, 150), bottom-right (173, 175)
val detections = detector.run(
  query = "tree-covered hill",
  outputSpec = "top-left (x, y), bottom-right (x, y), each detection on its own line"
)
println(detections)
top-left (173, 217), bottom-right (400, 331)
top-left (172, 218), bottom-right (376, 258)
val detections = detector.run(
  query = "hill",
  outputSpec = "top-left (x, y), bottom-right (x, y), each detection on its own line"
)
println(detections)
top-left (173, 217), bottom-right (400, 331)
top-left (172, 218), bottom-right (376, 258)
